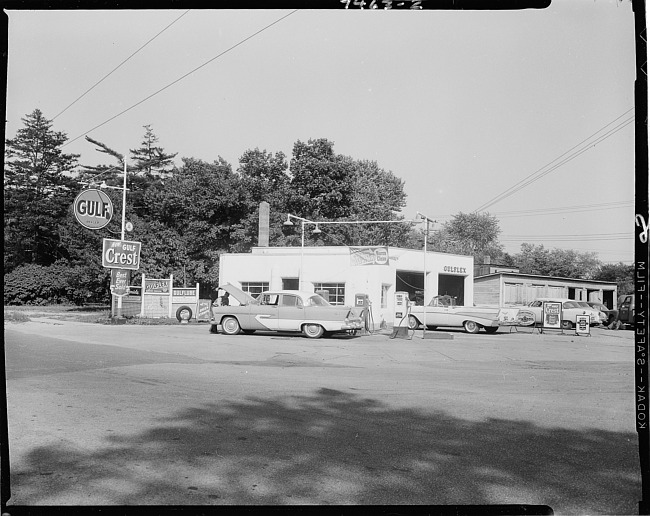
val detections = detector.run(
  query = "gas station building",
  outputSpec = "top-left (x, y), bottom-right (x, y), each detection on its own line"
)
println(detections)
top-left (218, 246), bottom-right (474, 328)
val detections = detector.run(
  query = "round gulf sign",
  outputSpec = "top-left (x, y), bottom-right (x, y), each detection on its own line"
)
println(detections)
top-left (73, 189), bottom-right (114, 230)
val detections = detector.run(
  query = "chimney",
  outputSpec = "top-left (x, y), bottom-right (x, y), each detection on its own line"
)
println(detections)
top-left (484, 255), bottom-right (491, 265)
top-left (258, 201), bottom-right (270, 247)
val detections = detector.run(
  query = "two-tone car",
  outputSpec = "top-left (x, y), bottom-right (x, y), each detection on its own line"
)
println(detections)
top-left (523, 298), bottom-right (600, 329)
top-left (209, 284), bottom-right (363, 338)
top-left (407, 295), bottom-right (502, 334)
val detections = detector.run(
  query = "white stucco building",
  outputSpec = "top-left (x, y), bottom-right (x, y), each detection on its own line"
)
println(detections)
top-left (218, 245), bottom-right (474, 328)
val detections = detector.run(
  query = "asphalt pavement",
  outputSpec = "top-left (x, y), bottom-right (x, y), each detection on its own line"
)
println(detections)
top-left (3, 317), bottom-right (641, 513)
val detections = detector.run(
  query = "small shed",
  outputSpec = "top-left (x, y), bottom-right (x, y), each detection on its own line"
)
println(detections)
top-left (473, 272), bottom-right (618, 309)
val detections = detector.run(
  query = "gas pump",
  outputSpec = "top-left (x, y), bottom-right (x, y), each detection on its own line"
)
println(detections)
top-left (391, 291), bottom-right (412, 339)
top-left (354, 293), bottom-right (371, 332)
top-left (394, 291), bottom-right (411, 327)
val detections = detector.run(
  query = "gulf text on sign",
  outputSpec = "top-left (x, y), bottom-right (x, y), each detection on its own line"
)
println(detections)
top-left (102, 239), bottom-right (142, 270)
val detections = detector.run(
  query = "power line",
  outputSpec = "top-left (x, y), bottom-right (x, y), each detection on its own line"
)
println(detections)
top-left (491, 200), bottom-right (634, 217)
top-left (472, 109), bottom-right (635, 213)
top-left (64, 10), bottom-right (298, 147)
top-left (53, 10), bottom-right (191, 121)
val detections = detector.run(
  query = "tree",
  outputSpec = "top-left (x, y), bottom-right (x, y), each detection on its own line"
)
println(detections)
top-left (427, 212), bottom-right (504, 262)
top-left (129, 125), bottom-right (177, 177)
top-left (143, 157), bottom-right (248, 288)
top-left (514, 243), bottom-right (601, 279)
top-left (592, 262), bottom-right (634, 295)
top-left (288, 138), bottom-right (356, 220)
top-left (4, 109), bottom-right (80, 271)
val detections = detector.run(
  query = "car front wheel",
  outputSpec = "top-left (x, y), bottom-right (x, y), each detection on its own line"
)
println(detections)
top-left (221, 316), bottom-right (241, 335)
top-left (561, 320), bottom-right (573, 330)
top-left (302, 323), bottom-right (324, 339)
top-left (407, 315), bottom-right (421, 330)
top-left (463, 320), bottom-right (480, 334)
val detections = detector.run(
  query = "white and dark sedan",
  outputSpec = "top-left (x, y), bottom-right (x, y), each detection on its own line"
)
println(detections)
top-left (210, 284), bottom-right (363, 338)
top-left (523, 298), bottom-right (600, 329)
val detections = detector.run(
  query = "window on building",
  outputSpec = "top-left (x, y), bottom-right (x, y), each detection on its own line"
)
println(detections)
top-left (241, 282), bottom-right (269, 299)
top-left (313, 283), bottom-right (345, 305)
top-left (381, 284), bottom-right (390, 308)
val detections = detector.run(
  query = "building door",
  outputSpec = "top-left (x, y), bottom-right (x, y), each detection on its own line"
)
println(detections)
top-left (396, 271), bottom-right (424, 305)
top-left (283, 278), bottom-right (299, 290)
top-left (438, 274), bottom-right (464, 305)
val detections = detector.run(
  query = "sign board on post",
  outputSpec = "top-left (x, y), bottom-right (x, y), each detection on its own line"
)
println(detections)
top-left (575, 314), bottom-right (591, 336)
top-left (542, 301), bottom-right (562, 331)
top-left (110, 269), bottom-right (130, 297)
top-left (102, 239), bottom-right (141, 270)
top-left (73, 189), bottom-right (113, 230)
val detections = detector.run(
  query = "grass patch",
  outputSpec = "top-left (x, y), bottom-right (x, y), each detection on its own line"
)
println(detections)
top-left (4, 310), bottom-right (31, 323)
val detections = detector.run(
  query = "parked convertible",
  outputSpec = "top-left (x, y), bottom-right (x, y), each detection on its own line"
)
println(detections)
top-left (407, 295), bottom-right (502, 334)
top-left (209, 284), bottom-right (363, 338)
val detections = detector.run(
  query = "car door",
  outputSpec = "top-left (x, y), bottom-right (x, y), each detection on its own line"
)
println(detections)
top-left (527, 300), bottom-right (544, 324)
top-left (619, 295), bottom-right (632, 323)
top-left (254, 293), bottom-right (280, 330)
top-left (425, 297), bottom-right (450, 327)
top-left (277, 294), bottom-right (304, 331)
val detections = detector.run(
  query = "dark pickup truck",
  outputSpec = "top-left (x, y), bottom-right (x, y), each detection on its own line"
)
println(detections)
top-left (617, 294), bottom-right (635, 328)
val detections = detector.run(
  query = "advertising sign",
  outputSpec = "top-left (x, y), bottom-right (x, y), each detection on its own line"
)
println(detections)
top-left (575, 314), bottom-right (591, 336)
top-left (350, 246), bottom-right (390, 266)
top-left (110, 269), bottom-right (130, 297)
top-left (542, 301), bottom-right (562, 330)
top-left (73, 189), bottom-right (113, 230)
top-left (145, 279), bottom-right (170, 294)
top-left (102, 239), bottom-right (141, 270)
top-left (196, 299), bottom-right (212, 321)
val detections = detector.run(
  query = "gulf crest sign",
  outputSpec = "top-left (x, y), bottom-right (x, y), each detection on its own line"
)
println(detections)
top-left (74, 189), bottom-right (113, 229)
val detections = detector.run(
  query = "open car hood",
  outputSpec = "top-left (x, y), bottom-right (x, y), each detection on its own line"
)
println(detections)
top-left (219, 283), bottom-right (259, 305)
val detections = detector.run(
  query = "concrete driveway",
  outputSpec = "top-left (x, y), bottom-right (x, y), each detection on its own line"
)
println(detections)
top-left (3, 318), bottom-right (640, 512)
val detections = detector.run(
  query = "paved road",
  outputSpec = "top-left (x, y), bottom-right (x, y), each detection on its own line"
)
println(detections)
top-left (3, 318), bottom-right (641, 512)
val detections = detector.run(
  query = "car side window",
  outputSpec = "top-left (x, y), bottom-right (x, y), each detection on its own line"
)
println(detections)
top-left (260, 294), bottom-right (279, 306)
top-left (531, 301), bottom-right (541, 307)
top-left (281, 295), bottom-right (303, 308)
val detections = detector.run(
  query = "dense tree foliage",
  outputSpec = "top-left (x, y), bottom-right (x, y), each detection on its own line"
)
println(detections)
top-left (427, 212), bottom-right (504, 263)
top-left (4, 109), bottom-right (80, 271)
top-left (3, 110), bottom-right (632, 305)
top-left (592, 262), bottom-right (634, 295)
top-left (512, 243), bottom-right (601, 279)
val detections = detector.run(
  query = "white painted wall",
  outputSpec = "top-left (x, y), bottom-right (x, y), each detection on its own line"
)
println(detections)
top-left (219, 246), bottom-right (474, 328)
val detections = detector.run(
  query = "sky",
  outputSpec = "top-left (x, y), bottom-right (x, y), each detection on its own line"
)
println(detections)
top-left (4, 3), bottom-right (638, 264)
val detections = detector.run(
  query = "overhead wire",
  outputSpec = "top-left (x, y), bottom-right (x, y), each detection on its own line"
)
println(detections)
top-left (472, 108), bottom-right (635, 213)
top-left (64, 10), bottom-right (299, 147)
top-left (53, 10), bottom-right (191, 121)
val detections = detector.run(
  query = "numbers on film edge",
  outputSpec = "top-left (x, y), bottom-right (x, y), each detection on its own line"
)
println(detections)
top-left (341, 0), bottom-right (424, 9)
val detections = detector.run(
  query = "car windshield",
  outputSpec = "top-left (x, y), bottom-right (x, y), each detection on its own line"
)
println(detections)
top-left (563, 301), bottom-right (580, 309)
top-left (576, 302), bottom-right (591, 308)
top-left (306, 295), bottom-right (331, 307)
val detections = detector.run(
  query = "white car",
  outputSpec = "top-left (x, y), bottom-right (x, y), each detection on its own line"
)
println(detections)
top-left (407, 295), bottom-right (502, 334)
top-left (209, 284), bottom-right (363, 338)
top-left (524, 298), bottom-right (600, 329)
top-left (574, 301), bottom-right (608, 325)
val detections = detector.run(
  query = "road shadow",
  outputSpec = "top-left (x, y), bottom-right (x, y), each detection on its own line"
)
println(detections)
top-left (8, 388), bottom-right (640, 511)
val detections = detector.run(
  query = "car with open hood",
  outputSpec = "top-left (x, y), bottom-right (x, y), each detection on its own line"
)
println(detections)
top-left (209, 284), bottom-right (363, 338)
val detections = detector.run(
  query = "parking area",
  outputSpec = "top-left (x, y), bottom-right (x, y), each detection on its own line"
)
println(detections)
top-left (3, 319), bottom-right (641, 511)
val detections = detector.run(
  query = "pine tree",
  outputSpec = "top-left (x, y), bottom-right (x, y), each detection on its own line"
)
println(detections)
top-left (4, 109), bottom-right (80, 271)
